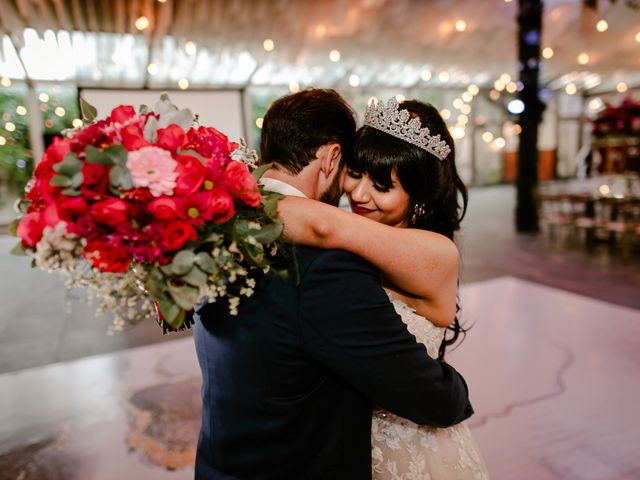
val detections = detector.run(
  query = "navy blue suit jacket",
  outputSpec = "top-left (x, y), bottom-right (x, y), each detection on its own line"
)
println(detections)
top-left (193, 246), bottom-right (473, 479)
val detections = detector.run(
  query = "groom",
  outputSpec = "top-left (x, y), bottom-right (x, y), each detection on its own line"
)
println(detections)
top-left (193, 89), bottom-right (473, 479)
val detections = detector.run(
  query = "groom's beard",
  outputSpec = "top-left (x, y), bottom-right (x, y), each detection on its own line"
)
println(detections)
top-left (319, 166), bottom-right (344, 206)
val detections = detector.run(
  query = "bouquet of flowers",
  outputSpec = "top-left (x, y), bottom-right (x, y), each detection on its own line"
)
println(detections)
top-left (11, 94), bottom-right (284, 333)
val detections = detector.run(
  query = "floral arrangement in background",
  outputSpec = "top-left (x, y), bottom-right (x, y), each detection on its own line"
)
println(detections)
top-left (11, 94), bottom-right (284, 333)
top-left (592, 97), bottom-right (640, 138)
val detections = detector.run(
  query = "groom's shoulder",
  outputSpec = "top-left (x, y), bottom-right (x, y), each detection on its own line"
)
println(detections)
top-left (295, 246), bottom-right (378, 281)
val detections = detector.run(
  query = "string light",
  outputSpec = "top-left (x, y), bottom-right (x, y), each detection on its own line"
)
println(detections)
top-left (5, 122), bottom-right (16, 132)
top-left (493, 137), bottom-right (506, 149)
top-left (16, 106), bottom-right (26, 115)
top-left (453, 98), bottom-right (464, 109)
top-left (329, 49), bottom-right (341, 62)
top-left (489, 90), bottom-right (501, 101)
top-left (263, 38), bottom-right (275, 52)
top-left (467, 84), bottom-right (480, 95)
top-left (513, 124), bottom-right (522, 135)
top-left (460, 104), bottom-right (471, 115)
top-left (506, 81), bottom-right (518, 93)
top-left (616, 82), bottom-right (628, 93)
top-left (482, 132), bottom-right (494, 143)
top-left (147, 63), bottom-right (159, 75)
top-left (438, 71), bottom-right (450, 82)
top-left (451, 126), bottom-right (466, 139)
top-left (457, 114), bottom-right (469, 125)
top-left (462, 92), bottom-right (473, 102)
top-left (72, 118), bottom-right (83, 128)
top-left (0, 77), bottom-right (11, 87)
top-left (500, 73), bottom-right (511, 84)
top-left (135, 16), bottom-right (150, 31)
top-left (0, 137), bottom-right (6, 145)
top-left (420, 69), bottom-right (432, 81)
top-left (178, 78), bottom-right (189, 90)
top-left (455, 20), bottom-right (467, 32)
top-left (596, 20), bottom-right (608, 32)
top-left (395, 94), bottom-right (406, 102)
top-left (348, 74), bottom-right (360, 87)
top-left (440, 108), bottom-right (451, 120)
top-left (578, 53), bottom-right (590, 65)
top-left (39, 93), bottom-right (50, 102)
top-left (565, 82), bottom-right (577, 95)
top-left (494, 80), bottom-right (505, 91)
top-left (255, 117), bottom-right (264, 129)
top-left (542, 47), bottom-right (554, 59)
top-left (289, 82), bottom-right (300, 93)
top-left (54, 107), bottom-right (65, 117)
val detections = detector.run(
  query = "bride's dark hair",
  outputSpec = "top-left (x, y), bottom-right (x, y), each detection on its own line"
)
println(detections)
top-left (347, 100), bottom-right (468, 359)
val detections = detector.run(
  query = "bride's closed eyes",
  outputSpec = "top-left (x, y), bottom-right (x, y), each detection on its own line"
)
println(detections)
top-left (345, 169), bottom-right (391, 193)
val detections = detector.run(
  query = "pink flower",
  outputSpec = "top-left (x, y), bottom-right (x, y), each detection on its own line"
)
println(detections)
top-left (126, 146), bottom-right (178, 197)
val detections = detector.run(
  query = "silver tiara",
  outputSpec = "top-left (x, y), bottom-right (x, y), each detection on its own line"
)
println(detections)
top-left (363, 98), bottom-right (451, 161)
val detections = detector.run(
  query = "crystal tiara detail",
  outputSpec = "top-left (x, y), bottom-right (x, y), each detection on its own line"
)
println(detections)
top-left (363, 98), bottom-right (451, 161)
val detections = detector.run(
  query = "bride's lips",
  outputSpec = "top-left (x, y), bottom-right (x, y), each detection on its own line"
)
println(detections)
top-left (350, 204), bottom-right (376, 216)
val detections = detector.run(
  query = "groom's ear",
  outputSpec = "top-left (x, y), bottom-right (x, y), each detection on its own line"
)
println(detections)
top-left (318, 143), bottom-right (342, 178)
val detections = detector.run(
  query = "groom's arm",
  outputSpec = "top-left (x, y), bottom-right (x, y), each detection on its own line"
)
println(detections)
top-left (298, 250), bottom-right (473, 427)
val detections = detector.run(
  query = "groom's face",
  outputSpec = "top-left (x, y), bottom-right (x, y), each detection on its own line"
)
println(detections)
top-left (319, 163), bottom-right (344, 206)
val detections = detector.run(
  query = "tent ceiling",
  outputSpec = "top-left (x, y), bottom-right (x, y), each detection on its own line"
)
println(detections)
top-left (0, 0), bottom-right (638, 93)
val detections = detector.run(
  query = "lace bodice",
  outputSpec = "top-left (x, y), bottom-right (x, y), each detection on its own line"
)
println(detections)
top-left (371, 293), bottom-right (489, 479)
top-left (385, 292), bottom-right (445, 360)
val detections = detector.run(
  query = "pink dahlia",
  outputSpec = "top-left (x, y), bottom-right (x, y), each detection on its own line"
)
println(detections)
top-left (126, 146), bottom-right (178, 197)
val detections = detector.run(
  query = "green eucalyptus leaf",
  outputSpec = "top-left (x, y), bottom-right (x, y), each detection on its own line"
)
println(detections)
top-left (194, 252), bottom-right (216, 274)
top-left (181, 267), bottom-right (208, 287)
top-left (168, 284), bottom-right (199, 311)
top-left (61, 188), bottom-right (82, 196)
top-left (10, 242), bottom-right (26, 256)
top-left (139, 104), bottom-right (149, 115)
top-left (85, 145), bottom-right (112, 166)
top-left (104, 145), bottom-right (128, 166)
top-left (8, 218), bottom-right (19, 236)
top-left (158, 298), bottom-right (181, 325)
top-left (71, 171), bottom-right (84, 189)
top-left (50, 175), bottom-right (72, 187)
top-left (146, 267), bottom-right (166, 298)
top-left (54, 153), bottom-right (83, 176)
top-left (171, 250), bottom-right (196, 275)
top-left (80, 97), bottom-right (98, 122)
top-left (251, 222), bottom-right (284, 244)
top-left (263, 193), bottom-right (283, 218)
top-left (252, 162), bottom-right (272, 181)
top-left (244, 243), bottom-right (264, 265)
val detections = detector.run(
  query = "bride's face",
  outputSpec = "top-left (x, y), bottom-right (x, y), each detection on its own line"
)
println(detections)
top-left (343, 168), bottom-right (410, 227)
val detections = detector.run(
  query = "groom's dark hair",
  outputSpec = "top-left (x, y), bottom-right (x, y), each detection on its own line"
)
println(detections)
top-left (259, 88), bottom-right (356, 174)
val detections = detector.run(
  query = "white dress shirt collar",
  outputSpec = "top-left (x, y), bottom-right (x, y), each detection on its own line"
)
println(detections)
top-left (260, 178), bottom-right (307, 198)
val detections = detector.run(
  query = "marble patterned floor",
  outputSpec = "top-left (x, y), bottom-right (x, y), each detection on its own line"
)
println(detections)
top-left (1, 276), bottom-right (640, 480)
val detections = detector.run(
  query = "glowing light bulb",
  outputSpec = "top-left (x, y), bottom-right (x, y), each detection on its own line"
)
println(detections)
top-left (185, 41), bottom-right (197, 56)
top-left (500, 73), bottom-right (511, 84)
top-left (147, 63), bottom-right (159, 75)
top-left (0, 77), bottom-right (11, 87)
top-left (349, 74), bottom-right (360, 87)
top-left (72, 118), bottom-right (83, 128)
top-left (462, 92), bottom-right (473, 103)
top-left (438, 71), bottom-right (450, 82)
top-left (39, 93), bottom-right (49, 102)
top-left (5, 122), bottom-right (16, 132)
top-left (256, 117), bottom-right (264, 129)
top-left (578, 53), bottom-right (590, 65)
top-left (460, 104), bottom-right (471, 115)
top-left (289, 82), bottom-right (300, 93)
top-left (596, 20), bottom-right (608, 32)
top-left (263, 38), bottom-right (275, 52)
top-left (455, 20), bottom-right (467, 32)
top-left (329, 49), bottom-right (341, 62)
top-left (178, 78), bottom-right (189, 90)
top-left (421, 69), bottom-right (432, 81)
top-left (16, 106), bottom-right (26, 115)
top-left (135, 16), bottom-right (150, 31)
top-left (565, 83), bottom-right (577, 95)
top-left (482, 132), bottom-right (494, 143)
top-left (542, 47), bottom-right (554, 59)
top-left (440, 108), bottom-right (451, 120)
top-left (54, 107), bottom-right (65, 117)
top-left (468, 84), bottom-right (479, 95)
top-left (493, 137), bottom-right (506, 149)
top-left (617, 82), bottom-right (628, 93)
top-left (395, 94), bottom-right (406, 103)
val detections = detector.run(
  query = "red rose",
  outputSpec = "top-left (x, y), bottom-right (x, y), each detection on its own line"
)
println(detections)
top-left (148, 197), bottom-right (180, 220)
top-left (45, 137), bottom-right (72, 163)
top-left (81, 162), bottom-right (110, 201)
top-left (121, 123), bottom-right (149, 151)
top-left (174, 154), bottom-right (206, 196)
top-left (42, 203), bottom-right (62, 227)
top-left (156, 124), bottom-right (186, 152)
top-left (185, 126), bottom-right (238, 160)
top-left (161, 220), bottom-right (198, 251)
top-left (180, 191), bottom-right (214, 224)
top-left (223, 161), bottom-right (260, 206)
top-left (71, 121), bottom-right (111, 151)
top-left (83, 241), bottom-right (132, 273)
top-left (109, 105), bottom-right (136, 124)
top-left (240, 189), bottom-right (262, 207)
top-left (90, 198), bottom-right (129, 227)
top-left (17, 212), bottom-right (45, 248)
top-left (208, 188), bottom-right (235, 224)
top-left (58, 196), bottom-right (89, 220)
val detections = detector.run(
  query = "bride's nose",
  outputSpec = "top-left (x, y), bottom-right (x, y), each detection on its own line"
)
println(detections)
top-left (350, 179), bottom-right (370, 202)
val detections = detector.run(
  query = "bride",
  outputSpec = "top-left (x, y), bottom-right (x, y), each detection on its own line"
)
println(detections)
top-left (279, 97), bottom-right (489, 479)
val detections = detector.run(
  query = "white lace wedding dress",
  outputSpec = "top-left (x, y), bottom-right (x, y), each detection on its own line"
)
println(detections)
top-left (371, 293), bottom-right (489, 479)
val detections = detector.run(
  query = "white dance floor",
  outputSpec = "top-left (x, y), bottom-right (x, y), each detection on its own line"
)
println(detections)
top-left (1, 277), bottom-right (639, 479)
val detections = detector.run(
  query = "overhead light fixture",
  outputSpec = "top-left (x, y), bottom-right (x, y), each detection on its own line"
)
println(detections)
top-left (596, 20), bottom-right (608, 32)
top-left (135, 16), bottom-right (150, 31)
top-left (542, 47), bottom-right (554, 59)
top-left (329, 49), bottom-right (341, 62)
top-left (455, 20), bottom-right (467, 32)
top-left (263, 38), bottom-right (275, 52)
top-left (578, 53), bottom-right (590, 65)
